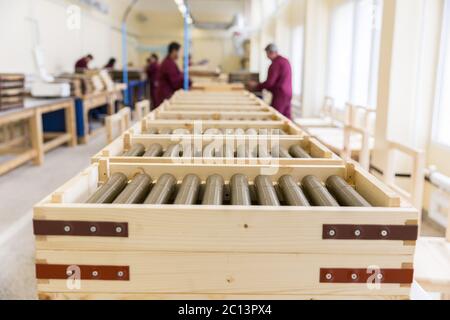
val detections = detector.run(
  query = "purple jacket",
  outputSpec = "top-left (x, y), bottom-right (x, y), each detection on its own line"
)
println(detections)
top-left (155, 57), bottom-right (184, 107)
top-left (257, 55), bottom-right (293, 119)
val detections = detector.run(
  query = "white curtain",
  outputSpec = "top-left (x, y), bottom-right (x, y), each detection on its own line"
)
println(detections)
top-left (326, 0), bottom-right (355, 109)
top-left (326, 0), bottom-right (383, 109)
top-left (291, 25), bottom-right (304, 96)
top-left (434, 0), bottom-right (450, 146)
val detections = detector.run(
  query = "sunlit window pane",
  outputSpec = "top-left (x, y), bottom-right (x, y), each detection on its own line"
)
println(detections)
top-left (434, 0), bottom-right (450, 146)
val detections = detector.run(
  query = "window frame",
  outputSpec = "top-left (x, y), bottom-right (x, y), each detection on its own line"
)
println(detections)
top-left (325, 0), bottom-right (383, 109)
top-left (432, 0), bottom-right (450, 147)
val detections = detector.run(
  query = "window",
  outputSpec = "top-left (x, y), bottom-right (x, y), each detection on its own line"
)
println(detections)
top-left (326, 0), bottom-right (383, 109)
top-left (433, 0), bottom-right (450, 146)
top-left (326, 1), bottom-right (355, 109)
top-left (291, 25), bottom-right (304, 96)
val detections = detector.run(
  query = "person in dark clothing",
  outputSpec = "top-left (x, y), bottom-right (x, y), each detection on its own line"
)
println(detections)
top-left (104, 58), bottom-right (116, 70)
top-left (146, 54), bottom-right (159, 109)
top-left (248, 44), bottom-right (293, 119)
top-left (155, 42), bottom-right (191, 107)
top-left (75, 54), bottom-right (94, 73)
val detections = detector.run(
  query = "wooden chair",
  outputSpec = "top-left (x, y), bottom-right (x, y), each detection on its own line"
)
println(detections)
top-left (415, 196), bottom-right (450, 299)
top-left (296, 96), bottom-right (337, 128)
top-left (105, 107), bottom-right (131, 144)
top-left (384, 141), bottom-right (425, 211)
top-left (307, 103), bottom-right (376, 170)
top-left (134, 100), bottom-right (150, 121)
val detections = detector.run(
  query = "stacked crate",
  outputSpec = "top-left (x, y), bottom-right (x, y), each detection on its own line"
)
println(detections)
top-left (34, 90), bottom-right (419, 300)
top-left (0, 73), bottom-right (25, 110)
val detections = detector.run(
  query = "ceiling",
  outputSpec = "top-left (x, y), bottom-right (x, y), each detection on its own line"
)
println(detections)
top-left (127, 0), bottom-right (245, 24)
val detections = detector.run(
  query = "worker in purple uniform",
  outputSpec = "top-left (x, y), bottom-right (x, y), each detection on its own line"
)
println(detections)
top-left (155, 42), bottom-right (191, 107)
top-left (75, 54), bottom-right (94, 73)
top-left (146, 54), bottom-right (160, 109)
top-left (248, 44), bottom-right (293, 119)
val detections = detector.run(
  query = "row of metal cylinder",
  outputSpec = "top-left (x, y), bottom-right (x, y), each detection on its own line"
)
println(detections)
top-left (123, 143), bottom-right (312, 159)
top-left (144, 128), bottom-right (288, 135)
top-left (86, 173), bottom-right (371, 207)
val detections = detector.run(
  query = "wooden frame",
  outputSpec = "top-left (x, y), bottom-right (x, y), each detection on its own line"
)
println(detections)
top-left (306, 103), bottom-right (376, 170)
top-left (134, 100), bottom-right (150, 121)
top-left (151, 109), bottom-right (283, 121)
top-left (140, 119), bottom-right (307, 138)
top-left (77, 90), bottom-right (121, 144)
top-left (384, 141), bottom-right (425, 212)
top-left (159, 101), bottom-right (269, 112)
top-left (191, 82), bottom-right (245, 92)
top-left (105, 107), bottom-right (131, 144)
top-left (0, 98), bottom-right (77, 176)
top-left (34, 161), bottom-right (418, 299)
top-left (91, 132), bottom-right (341, 165)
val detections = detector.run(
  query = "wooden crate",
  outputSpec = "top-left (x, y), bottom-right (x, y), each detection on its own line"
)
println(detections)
top-left (91, 131), bottom-right (342, 165)
top-left (34, 161), bottom-right (417, 299)
top-left (159, 101), bottom-right (269, 112)
top-left (191, 82), bottom-right (245, 92)
top-left (0, 73), bottom-right (25, 110)
top-left (140, 119), bottom-right (306, 138)
top-left (151, 110), bottom-right (282, 121)
top-left (170, 91), bottom-right (260, 106)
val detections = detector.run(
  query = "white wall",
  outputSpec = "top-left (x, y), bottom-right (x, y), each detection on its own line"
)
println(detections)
top-left (134, 11), bottom-right (243, 73)
top-left (0, 0), bottom-right (140, 75)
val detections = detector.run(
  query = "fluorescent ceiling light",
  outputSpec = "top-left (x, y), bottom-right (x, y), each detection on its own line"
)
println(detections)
top-left (173, 0), bottom-right (193, 24)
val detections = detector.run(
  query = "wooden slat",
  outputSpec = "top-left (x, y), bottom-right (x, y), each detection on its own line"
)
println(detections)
top-left (36, 250), bottom-right (413, 296)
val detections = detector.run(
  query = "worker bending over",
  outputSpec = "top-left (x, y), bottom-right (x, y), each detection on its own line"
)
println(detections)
top-left (155, 42), bottom-right (191, 107)
top-left (249, 44), bottom-right (292, 119)
top-left (146, 53), bottom-right (159, 109)
top-left (75, 54), bottom-right (94, 73)
top-left (104, 58), bottom-right (116, 70)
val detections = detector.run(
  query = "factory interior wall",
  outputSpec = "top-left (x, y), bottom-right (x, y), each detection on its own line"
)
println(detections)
top-left (0, 0), bottom-right (141, 75)
top-left (135, 11), bottom-right (242, 73)
top-left (249, 0), bottom-right (308, 114)
top-left (248, 0), bottom-right (449, 224)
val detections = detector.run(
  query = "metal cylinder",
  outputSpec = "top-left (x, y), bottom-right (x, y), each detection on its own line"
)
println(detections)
top-left (236, 141), bottom-right (247, 158)
top-left (203, 143), bottom-right (219, 158)
top-left (224, 143), bottom-right (235, 158)
top-left (163, 144), bottom-right (182, 158)
top-left (230, 174), bottom-right (252, 206)
top-left (173, 128), bottom-right (191, 135)
top-left (326, 175), bottom-right (372, 207)
top-left (254, 175), bottom-right (280, 206)
top-left (123, 143), bottom-right (145, 157)
top-left (258, 146), bottom-right (271, 158)
top-left (159, 128), bottom-right (173, 135)
top-left (289, 145), bottom-right (311, 159)
top-left (278, 175), bottom-right (310, 206)
top-left (144, 174), bottom-right (177, 204)
top-left (246, 128), bottom-right (258, 136)
top-left (202, 174), bottom-right (224, 205)
top-left (113, 174), bottom-right (152, 204)
top-left (302, 175), bottom-right (339, 207)
top-left (144, 144), bottom-right (164, 157)
top-left (86, 173), bottom-right (128, 204)
top-left (146, 128), bottom-right (158, 135)
top-left (204, 128), bottom-right (223, 135)
top-left (235, 128), bottom-right (246, 136)
top-left (174, 174), bottom-right (201, 205)
top-left (277, 146), bottom-right (293, 158)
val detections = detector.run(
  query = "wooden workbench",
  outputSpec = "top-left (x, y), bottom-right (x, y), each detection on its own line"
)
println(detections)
top-left (0, 98), bottom-right (77, 176)
top-left (75, 90), bottom-right (122, 144)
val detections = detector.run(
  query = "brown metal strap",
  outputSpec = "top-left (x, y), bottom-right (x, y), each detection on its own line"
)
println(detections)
top-left (36, 264), bottom-right (130, 281)
top-left (33, 220), bottom-right (128, 237)
top-left (320, 268), bottom-right (414, 284)
top-left (322, 224), bottom-right (418, 241)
